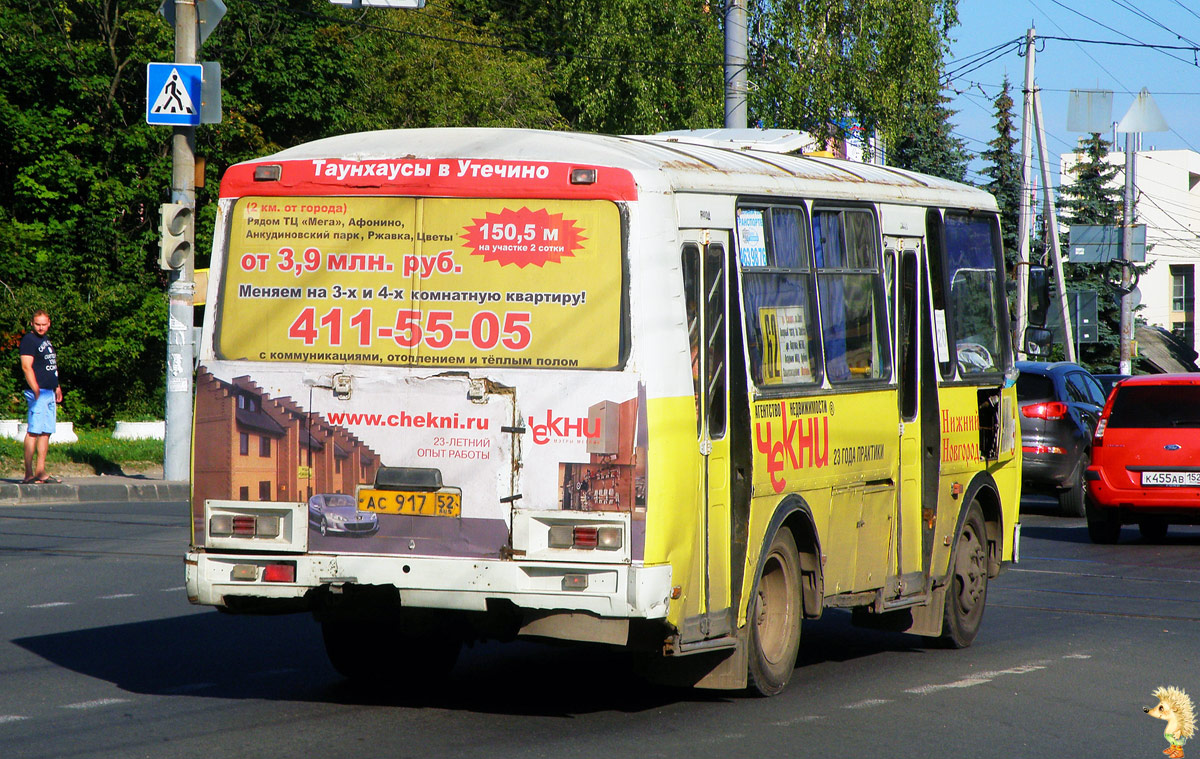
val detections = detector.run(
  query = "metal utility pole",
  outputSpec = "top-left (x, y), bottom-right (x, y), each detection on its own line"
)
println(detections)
top-left (724, 0), bottom-right (747, 128)
top-left (1016, 27), bottom-right (1075, 361)
top-left (164, 0), bottom-right (198, 482)
top-left (1118, 134), bottom-right (1136, 375)
top-left (1015, 28), bottom-right (1035, 359)
top-left (1033, 88), bottom-right (1075, 362)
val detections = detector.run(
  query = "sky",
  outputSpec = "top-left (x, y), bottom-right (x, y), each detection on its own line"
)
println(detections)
top-left (945, 0), bottom-right (1200, 188)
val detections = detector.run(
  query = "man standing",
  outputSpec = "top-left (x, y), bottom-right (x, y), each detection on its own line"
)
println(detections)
top-left (20, 310), bottom-right (63, 484)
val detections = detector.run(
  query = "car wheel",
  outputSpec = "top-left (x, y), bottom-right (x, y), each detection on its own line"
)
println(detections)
top-left (941, 501), bottom-right (988, 648)
top-left (1058, 463), bottom-right (1087, 518)
top-left (1085, 497), bottom-right (1121, 544)
top-left (322, 617), bottom-right (461, 686)
top-left (1139, 519), bottom-right (1169, 541)
top-left (747, 528), bottom-right (802, 696)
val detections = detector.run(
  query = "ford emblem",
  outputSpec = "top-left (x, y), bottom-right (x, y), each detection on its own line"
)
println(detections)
top-left (1165, 444), bottom-right (1182, 450)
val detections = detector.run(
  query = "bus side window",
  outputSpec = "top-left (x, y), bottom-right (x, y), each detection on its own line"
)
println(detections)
top-left (943, 212), bottom-right (1006, 376)
top-left (812, 208), bottom-right (891, 383)
top-left (705, 243), bottom-right (727, 440)
top-left (925, 210), bottom-right (955, 379)
top-left (736, 205), bottom-right (820, 388)
top-left (682, 244), bottom-right (702, 437)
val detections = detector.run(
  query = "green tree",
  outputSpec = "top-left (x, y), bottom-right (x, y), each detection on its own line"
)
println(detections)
top-left (1056, 133), bottom-right (1129, 371)
top-left (980, 76), bottom-right (1021, 267)
top-left (0, 0), bottom-right (171, 424)
top-left (747, 0), bottom-right (958, 152)
top-left (888, 93), bottom-right (969, 181)
top-left (453, 0), bottom-right (724, 134)
top-left (0, 0), bottom-right (562, 425)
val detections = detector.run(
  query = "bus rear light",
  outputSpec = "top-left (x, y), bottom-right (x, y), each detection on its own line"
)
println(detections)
top-left (209, 514), bottom-right (233, 537)
top-left (548, 524), bottom-right (574, 548)
top-left (570, 168), bottom-right (597, 185)
top-left (256, 516), bottom-right (281, 538)
top-left (253, 164), bottom-right (282, 182)
top-left (1021, 401), bottom-right (1068, 420)
top-left (263, 564), bottom-right (296, 583)
top-left (596, 527), bottom-right (622, 550)
top-left (546, 524), bottom-right (623, 550)
top-left (562, 573), bottom-right (589, 590)
top-left (574, 526), bottom-right (599, 548)
top-left (211, 514), bottom-right (282, 539)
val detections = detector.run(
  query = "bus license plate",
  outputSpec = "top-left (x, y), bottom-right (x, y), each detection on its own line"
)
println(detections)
top-left (1141, 471), bottom-right (1200, 487)
top-left (358, 489), bottom-right (462, 517)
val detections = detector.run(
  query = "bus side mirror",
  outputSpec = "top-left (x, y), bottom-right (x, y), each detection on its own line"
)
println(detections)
top-left (1028, 265), bottom-right (1051, 328)
top-left (1024, 326), bottom-right (1053, 357)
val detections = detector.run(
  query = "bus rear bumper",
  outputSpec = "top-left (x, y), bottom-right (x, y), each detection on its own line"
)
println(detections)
top-left (185, 550), bottom-right (672, 620)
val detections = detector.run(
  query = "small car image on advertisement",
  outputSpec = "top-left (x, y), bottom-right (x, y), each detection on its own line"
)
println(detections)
top-left (308, 493), bottom-right (379, 536)
top-left (1016, 361), bottom-right (1107, 516)
top-left (1084, 374), bottom-right (1200, 543)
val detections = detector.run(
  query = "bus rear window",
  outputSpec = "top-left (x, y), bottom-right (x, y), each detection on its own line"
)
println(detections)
top-left (216, 196), bottom-right (624, 369)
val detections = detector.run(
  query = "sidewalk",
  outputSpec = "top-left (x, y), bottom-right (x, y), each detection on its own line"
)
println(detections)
top-left (0, 473), bottom-right (189, 506)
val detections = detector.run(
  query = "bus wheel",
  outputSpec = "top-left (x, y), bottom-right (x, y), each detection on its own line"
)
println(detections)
top-left (748, 528), bottom-right (802, 696)
top-left (322, 617), bottom-right (460, 685)
top-left (941, 502), bottom-right (988, 649)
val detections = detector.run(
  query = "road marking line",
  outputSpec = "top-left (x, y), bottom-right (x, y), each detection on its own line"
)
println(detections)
top-left (160, 586), bottom-right (186, 592)
top-left (98, 593), bottom-right (137, 600)
top-left (905, 661), bottom-right (1050, 695)
top-left (1063, 653), bottom-right (1091, 659)
top-left (62, 698), bottom-right (131, 710)
top-left (844, 698), bottom-right (892, 709)
top-left (28, 601), bottom-right (72, 609)
top-left (772, 715), bottom-right (825, 726)
top-left (0, 715), bottom-right (29, 724)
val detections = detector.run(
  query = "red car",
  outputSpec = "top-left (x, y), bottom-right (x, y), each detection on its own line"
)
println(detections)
top-left (1084, 374), bottom-right (1200, 543)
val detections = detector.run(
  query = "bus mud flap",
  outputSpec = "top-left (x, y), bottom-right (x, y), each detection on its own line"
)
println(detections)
top-left (641, 626), bottom-right (749, 690)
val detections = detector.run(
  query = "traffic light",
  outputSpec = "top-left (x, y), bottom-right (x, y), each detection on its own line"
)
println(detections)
top-left (159, 202), bottom-right (194, 270)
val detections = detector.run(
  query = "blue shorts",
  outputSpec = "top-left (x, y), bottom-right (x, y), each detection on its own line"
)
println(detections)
top-left (24, 389), bottom-right (56, 435)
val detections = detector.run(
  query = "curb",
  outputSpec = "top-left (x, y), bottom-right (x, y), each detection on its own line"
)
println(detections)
top-left (0, 480), bottom-right (189, 506)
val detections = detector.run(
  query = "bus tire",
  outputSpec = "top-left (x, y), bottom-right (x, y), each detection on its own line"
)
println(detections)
top-left (747, 528), bottom-right (802, 696)
top-left (322, 617), bottom-right (460, 686)
top-left (941, 501), bottom-right (988, 649)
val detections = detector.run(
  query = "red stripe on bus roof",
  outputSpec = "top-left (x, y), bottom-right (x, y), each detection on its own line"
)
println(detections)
top-left (219, 159), bottom-right (638, 201)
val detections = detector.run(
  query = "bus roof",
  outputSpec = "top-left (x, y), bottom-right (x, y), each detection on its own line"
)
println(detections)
top-left (238, 128), bottom-right (998, 211)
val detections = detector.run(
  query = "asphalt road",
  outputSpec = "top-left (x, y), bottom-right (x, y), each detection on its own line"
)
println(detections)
top-left (1, 496), bottom-right (1198, 759)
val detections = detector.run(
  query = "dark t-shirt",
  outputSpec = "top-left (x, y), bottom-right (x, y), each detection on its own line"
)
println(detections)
top-left (19, 332), bottom-right (58, 391)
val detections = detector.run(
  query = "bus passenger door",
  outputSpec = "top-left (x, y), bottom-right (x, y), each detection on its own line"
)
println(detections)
top-left (681, 235), bottom-right (733, 642)
top-left (895, 242), bottom-right (936, 591)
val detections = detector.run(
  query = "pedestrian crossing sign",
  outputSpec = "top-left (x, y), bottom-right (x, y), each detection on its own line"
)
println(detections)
top-left (146, 62), bottom-right (202, 126)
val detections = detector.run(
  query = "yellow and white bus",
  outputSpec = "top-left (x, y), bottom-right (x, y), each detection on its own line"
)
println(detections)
top-left (185, 128), bottom-right (1021, 695)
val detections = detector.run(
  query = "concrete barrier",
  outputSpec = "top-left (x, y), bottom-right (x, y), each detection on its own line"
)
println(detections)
top-left (13, 421), bottom-right (78, 444)
top-left (113, 421), bottom-right (166, 440)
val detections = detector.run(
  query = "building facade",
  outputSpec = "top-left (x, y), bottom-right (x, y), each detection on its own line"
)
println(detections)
top-left (1060, 148), bottom-right (1199, 357)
